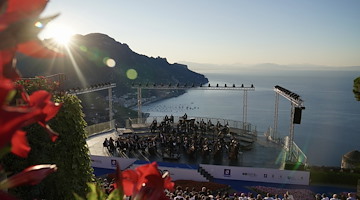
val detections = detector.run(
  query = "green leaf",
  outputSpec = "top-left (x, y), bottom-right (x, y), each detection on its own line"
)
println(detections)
top-left (0, 146), bottom-right (11, 159)
top-left (86, 183), bottom-right (106, 200)
top-left (73, 192), bottom-right (85, 200)
top-left (107, 189), bottom-right (123, 200)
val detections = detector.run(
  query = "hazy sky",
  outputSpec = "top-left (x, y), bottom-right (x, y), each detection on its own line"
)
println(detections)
top-left (41, 0), bottom-right (360, 67)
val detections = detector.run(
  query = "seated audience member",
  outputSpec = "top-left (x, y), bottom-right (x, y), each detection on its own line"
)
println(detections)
top-left (330, 194), bottom-right (339, 200)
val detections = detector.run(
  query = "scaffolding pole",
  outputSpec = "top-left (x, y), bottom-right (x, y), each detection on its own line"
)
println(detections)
top-left (274, 92), bottom-right (279, 140)
top-left (137, 87), bottom-right (142, 120)
top-left (288, 103), bottom-right (296, 161)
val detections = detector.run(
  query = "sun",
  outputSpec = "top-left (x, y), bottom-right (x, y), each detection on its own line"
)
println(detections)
top-left (40, 22), bottom-right (75, 46)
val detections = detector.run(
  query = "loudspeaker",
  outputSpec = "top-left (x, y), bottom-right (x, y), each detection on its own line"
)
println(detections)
top-left (293, 107), bottom-right (302, 124)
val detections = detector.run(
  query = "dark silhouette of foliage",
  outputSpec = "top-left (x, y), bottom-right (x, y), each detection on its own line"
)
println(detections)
top-left (354, 77), bottom-right (360, 101)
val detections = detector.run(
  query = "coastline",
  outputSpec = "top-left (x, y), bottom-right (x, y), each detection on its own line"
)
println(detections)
top-left (130, 90), bottom-right (187, 112)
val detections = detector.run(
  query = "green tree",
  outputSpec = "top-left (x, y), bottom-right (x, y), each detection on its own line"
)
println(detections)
top-left (354, 77), bottom-right (360, 101)
top-left (2, 93), bottom-right (94, 199)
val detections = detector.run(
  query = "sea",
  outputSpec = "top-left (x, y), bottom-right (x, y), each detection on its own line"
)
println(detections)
top-left (141, 69), bottom-right (360, 167)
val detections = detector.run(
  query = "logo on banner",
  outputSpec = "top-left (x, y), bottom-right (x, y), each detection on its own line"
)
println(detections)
top-left (111, 159), bottom-right (116, 167)
top-left (224, 169), bottom-right (231, 177)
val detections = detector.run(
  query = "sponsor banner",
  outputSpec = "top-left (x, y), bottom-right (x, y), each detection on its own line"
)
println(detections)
top-left (90, 155), bottom-right (136, 170)
top-left (200, 164), bottom-right (310, 185)
top-left (90, 157), bottom-right (309, 185)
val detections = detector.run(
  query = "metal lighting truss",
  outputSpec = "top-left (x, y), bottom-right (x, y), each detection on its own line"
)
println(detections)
top-left (68, 83), bottom-right (116, 122)
top-left (131, 83), bottom-right (255, 128)
top-left (273, 85), bottom-right (305, 162)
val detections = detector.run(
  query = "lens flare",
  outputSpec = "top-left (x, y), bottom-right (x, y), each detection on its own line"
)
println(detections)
top-left (41, 22), bottom-right (74, 46)
top-left (103, 57), bottom-right (116, 67)
top-left (126, 69), bottom-right (138, 80)
top-left (79, 45), bottom-right (87, 52)
top-left (34, 21), bottom-right (43, 28)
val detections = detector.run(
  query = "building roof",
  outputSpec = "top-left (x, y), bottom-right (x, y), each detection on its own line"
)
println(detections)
top-left (343, 150), bottom-right (360, 163)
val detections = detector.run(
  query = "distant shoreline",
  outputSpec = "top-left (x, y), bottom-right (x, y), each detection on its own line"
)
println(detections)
top-left (130, 90), bottom-right (186, 111)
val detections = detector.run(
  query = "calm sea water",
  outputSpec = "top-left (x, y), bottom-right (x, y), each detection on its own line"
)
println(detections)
top-left (142, 69), bottom-right (360, 167)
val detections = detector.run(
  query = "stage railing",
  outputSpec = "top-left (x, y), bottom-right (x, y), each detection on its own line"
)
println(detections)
top-left (284, 136), bottom-right (307, 165)
top-left (85, 119), bottom-right (115, 137)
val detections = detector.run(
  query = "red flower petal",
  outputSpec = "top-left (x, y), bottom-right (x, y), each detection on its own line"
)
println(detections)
top-left (10, 130), bottom-right (30, 158)
top-left (0, 106), bottom-right (41, 150)
top-left (17, 40), bottom-right (64, 58)
top-left (114, 162), bottom-right (123, 192)
top-left (138, 174), bottom-right (167, 200)
top-left (163, 175), bottom-right (175, 191)
top-left (43, 101), bottom-right (62, 122)
top-left (3, 164), bottom-right (57, 189)
top-left (0, 0), bottom-right (47, 30)
top-left (121, 169), bottom-right (138, 196)
top-left (135, 162), bottom-right (161, 190)
top-left (28, 90), bottom-right (51, 108)
top-left (27, 90), bottom-right (61, 124)
top-left (7, 0), bottom-right (47, 14)
top-left (39, 123), bottom-right (59, 142)
top-left (0, 49), bottom-right (19, 80)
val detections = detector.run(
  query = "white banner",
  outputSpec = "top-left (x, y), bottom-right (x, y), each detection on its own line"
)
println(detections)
top-left (90, 156), bottom-right (309, 185)
top-left (200, 164), bottom-right (310, 185)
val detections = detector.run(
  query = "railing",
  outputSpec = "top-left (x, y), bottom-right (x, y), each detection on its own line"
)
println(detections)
top-left (265, 128), bottom-right (307, 166)
top-left (264, 127), bottom-right (283, 144)
top-left (291, 140), bottom-right (308, 164)
top-left (283, 136), bottom-right (307, 165)
top-left (85, 119), bottom-right (115, 137)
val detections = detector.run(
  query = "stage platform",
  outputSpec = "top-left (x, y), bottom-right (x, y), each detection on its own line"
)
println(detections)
top-left (87, 129), bottom-right (287, 169)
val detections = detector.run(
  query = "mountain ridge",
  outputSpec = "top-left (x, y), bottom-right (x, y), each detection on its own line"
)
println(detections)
top-left (16, 33), bottom-right (208, 96)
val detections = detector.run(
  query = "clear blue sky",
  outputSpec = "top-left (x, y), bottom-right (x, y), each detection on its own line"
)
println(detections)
top-left (41, 0), bottom-right (360, 67)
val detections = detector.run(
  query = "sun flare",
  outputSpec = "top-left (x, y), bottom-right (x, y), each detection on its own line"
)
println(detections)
top-left (41, 23), bottom-right (75, 46)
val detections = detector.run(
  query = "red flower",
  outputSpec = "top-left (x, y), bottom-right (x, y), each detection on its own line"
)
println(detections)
top-left (0, 78), bottom-right (40, 157)
top-left (0, 79), bottom-right (61, 157)
top-left (0, 0), bottom-right (47, 29)
top-left (26, 90), bottom-right (62, 141)
top-left (0, 164), bottom-right (57, 189)
top-left (10, 130), bottom-right (30, 158)
top-left (116, 162), bottom-right (174, 200)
